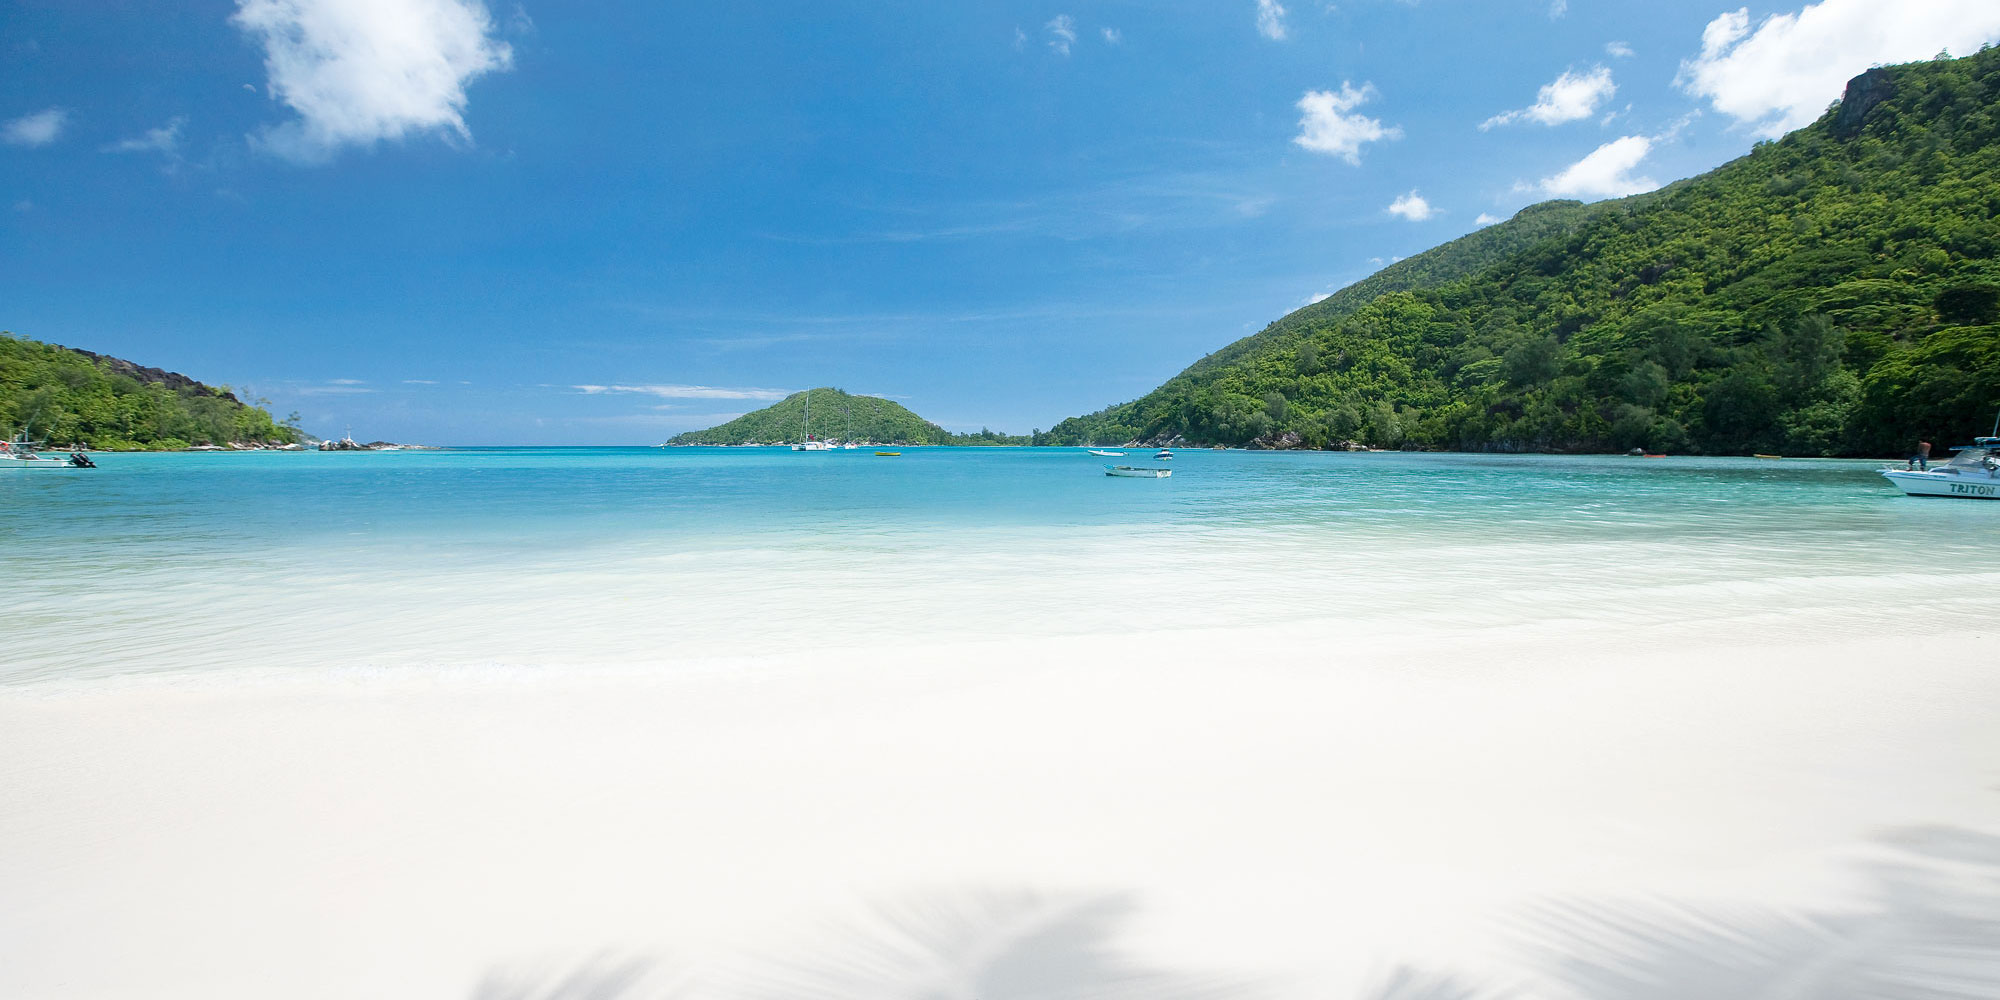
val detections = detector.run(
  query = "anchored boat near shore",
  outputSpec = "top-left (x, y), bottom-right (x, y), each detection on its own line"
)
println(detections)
top-left (1105, 465), bottom-right (1171, 479)
top-left (0, 431), bottom-right (95, 469)
top-left (1881, 435), bottom-right (2000, 499)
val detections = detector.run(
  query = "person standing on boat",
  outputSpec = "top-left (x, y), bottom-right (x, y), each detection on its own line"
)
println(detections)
top-left (1915, 439), bottom-right (1932, 471)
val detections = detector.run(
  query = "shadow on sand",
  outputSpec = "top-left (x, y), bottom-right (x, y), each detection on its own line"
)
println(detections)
top-left (472, 826), bottom-right (1999, 999)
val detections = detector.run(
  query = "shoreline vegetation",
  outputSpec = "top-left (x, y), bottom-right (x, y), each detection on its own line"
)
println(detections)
top-left (1040, 53), bottom-right (2000, 456)
top-left (1, 333), bottom-right (303, 452)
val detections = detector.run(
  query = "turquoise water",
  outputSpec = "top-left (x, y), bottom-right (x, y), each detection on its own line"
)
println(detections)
top-left (4, 447), bottom-right (1990, 682)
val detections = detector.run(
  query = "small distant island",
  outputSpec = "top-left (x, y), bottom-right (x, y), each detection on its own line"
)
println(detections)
top-left (664, 388), bottom-right (1028, 447)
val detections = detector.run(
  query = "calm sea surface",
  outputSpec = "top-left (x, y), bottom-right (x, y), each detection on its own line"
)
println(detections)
top-left (3, 447), bottom-right (1990, 682)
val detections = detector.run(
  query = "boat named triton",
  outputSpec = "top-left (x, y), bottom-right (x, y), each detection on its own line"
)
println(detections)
top-left (1881, 435), bottom-right (2000, 499)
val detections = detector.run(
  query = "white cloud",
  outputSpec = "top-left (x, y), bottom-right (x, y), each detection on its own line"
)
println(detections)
top-left (1386, 190), bottom-right (1435, 220)
top-left (1548, 0), bottom-right (1568, 18)
top-left (1013, 27), bottom-right (1027, 50)
top-left (1474, 212), bottom-right (1502, 226)
top-left (1101, 27), bottom-right (1121, 45)
top-left (402, 379), bottom-right (439, 385)
top-left (1292, 82), bottom-right (1401, 164)
top-left (104, 116), bottom-right (186, 155)
top-left (1046, 14), bottom-right (1077, 56)
top-left (1307, 291), bottom-right (1333, 305)
top-left (574, 384), bottom-right (791, 401)
top-left (3, 108), bottom-right (68, 147)
top-left (1539, 135), bottom-right (1659, 199)
top-left (1678, 1), bottom-right (2000, 138)
top-left (1257, 0), bottom-right (1289, 40)
top-left (231, 0), bottom-right (514, 162)
top-left (1606, 41), bottom-right (1635, 58)
top-left (1482, 66), bottom-right (1616, 129)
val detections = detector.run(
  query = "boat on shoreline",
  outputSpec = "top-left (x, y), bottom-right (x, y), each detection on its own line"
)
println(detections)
top-left (1105, 465), bottom-right (1170, 478)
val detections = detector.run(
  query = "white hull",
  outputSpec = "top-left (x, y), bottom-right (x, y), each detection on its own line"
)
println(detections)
top-left (1881, 469), bottom-right (2000, 499)
top-left (1087, 449), bottom-right (1124, 457)
top-left (1105, 465), bottom-right (1170, 478)
top-left (792, 441), bottom-right (832, 452)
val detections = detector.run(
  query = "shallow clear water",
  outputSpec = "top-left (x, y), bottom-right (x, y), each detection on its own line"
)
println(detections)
top-left (3, 447), bottom-right (1989, 682)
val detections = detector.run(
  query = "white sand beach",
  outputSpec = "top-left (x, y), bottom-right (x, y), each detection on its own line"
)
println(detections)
top-left (5, 623), bottom-right (1996, 999)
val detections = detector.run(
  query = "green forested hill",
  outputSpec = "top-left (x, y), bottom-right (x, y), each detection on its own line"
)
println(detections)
top-left (1045, 51), bottom-right (2000, 455)
top-left (667, 388), bottom-right (1027, 446)
top-left (1, 333), bottom-right (301, 449)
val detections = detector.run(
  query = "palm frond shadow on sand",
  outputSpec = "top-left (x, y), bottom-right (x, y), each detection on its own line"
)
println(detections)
top-left (1517, 825), bottom-right (2000, 1000)
top-left (470, 954), bottom-right (696, 1000)
top-left (469, 826), bottom-right (1999, 1000)
top-left (725, 889), bottom-right (1258, 1000)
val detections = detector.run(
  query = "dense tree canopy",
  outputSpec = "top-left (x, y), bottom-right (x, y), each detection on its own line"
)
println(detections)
top-left (1043, 49), bottom-right (2000, 455)
top-left (0, 333), bottom-right (300, 450)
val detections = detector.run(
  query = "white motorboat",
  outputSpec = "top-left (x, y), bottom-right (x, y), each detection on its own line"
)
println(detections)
top-left (1105, 465), bottom-right (1171, 478)
top-left (1881, 435), bottom-right (2000, 499)
top-left (1154, 449), bottom-right (1174, 460)
top-left (0, 431), bottom-right (92, 469)
top-left (1087, 449), bottom-right (1124, 457)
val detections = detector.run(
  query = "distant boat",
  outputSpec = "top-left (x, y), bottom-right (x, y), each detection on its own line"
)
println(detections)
top-left (1087, 449), bottom-right (1124, 457)
top-left (875, 451), bottom-right (901, 457)
top-left (1154, 449), bottom-right (1174, 460)
top-left (792, 390), bottom-right (832, 451)
top-left (1753, 453), bottom-right (1782, 459)
top-left (1105, 465), bottom-right (1171, 478)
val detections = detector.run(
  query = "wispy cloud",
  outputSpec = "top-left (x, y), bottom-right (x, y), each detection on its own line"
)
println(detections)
top-left (1605, 40), bottom-right (1635, 58)
top-left (1256, 0), bottom-right (1289, 40)
top-left (573, 384), bottom-right (792, 401)
top-left (1293, 82), bottom-right (1401, 164)
top-left (104, 116), bottom-right (185, 155)
top-left (1101, 27), bottom-right (1122, 45)
top-left (402, 379), bottom-right (439, 385)
top-left (1045, 14), bottom-right (1077, 56)
top-left (1482, 66), bottom-right (1616, 129)
top-left (2, 108), bottom-right (68, 147)
top-left (231, 0), bottom-right (514, 162)
top-left (1475, 212), bottom-right (1502, 226)
top-left (293, 383), bottom-right (377, 395)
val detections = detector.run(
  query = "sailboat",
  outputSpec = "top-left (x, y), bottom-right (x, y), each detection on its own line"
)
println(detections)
top-left (841, 401), bottom-right (859, 449)
top-left (792, 389), bottom-right (831, 451)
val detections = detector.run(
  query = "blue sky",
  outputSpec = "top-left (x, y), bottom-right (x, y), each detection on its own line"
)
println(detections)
top-left (6, 1), bottom-right (1999, 444)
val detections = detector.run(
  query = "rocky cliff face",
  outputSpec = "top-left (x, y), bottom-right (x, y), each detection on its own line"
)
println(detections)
top-left (61, 347), bottom-right (242, 404)
top-left (1833, 67), bottom-right (1896, 139)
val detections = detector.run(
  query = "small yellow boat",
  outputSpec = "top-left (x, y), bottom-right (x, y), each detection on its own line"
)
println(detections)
top-left (1754, 453), bottom-right (1783, 459)
top-left (875, 451), bottom-right (901, 457)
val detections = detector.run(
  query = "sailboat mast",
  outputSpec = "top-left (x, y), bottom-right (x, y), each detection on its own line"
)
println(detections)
top-left (802, 389), bottom-right (810, 442)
